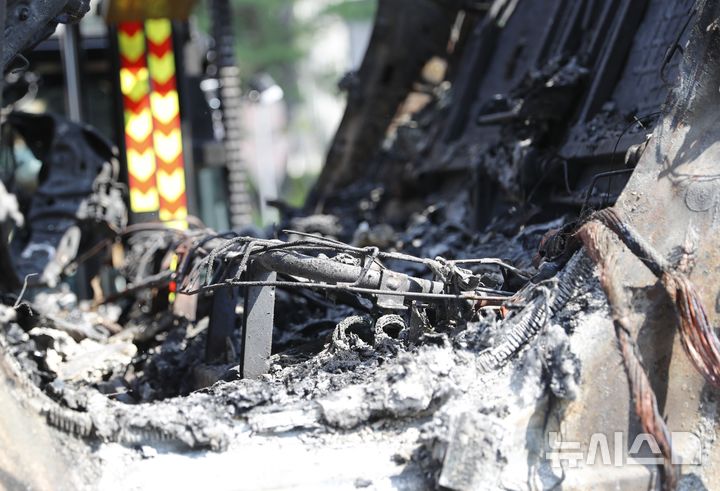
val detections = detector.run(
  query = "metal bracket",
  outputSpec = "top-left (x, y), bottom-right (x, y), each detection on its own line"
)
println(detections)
top-left (240, 260), bottom-right (276, 378)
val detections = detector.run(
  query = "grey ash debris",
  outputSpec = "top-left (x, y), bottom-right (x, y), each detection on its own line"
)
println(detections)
top-left (0, 167), bottom-right (611, 490)
top-left (0, 196), bottom-right (580, 413)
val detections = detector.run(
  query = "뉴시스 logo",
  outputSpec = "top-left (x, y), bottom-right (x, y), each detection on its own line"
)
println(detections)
top-left (545, 431), bottom-right (702, 468)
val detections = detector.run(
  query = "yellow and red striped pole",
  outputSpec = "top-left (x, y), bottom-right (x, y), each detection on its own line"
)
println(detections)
top-left (117, 19), bottom-right (188, 226)
top-left (146, 19), bottom-right (188, 225)
top-left (118, 22), bottom-right (160, 214)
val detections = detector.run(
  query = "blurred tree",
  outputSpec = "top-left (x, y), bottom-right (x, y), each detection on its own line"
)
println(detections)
top-left (319, 0), bottom-right (376, 21)
top-left (194, 0), bottom-right (377, 210)
top-left (195, 0), bottom-right (376, 103)
top-left (230, 0), bottom-right (302, 101)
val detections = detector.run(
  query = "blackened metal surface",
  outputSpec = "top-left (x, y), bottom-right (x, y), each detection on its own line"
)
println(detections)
top-left (206, 281), bottom-right (239, 363)
top-left (5, 112), bottom-right (125, 288)
top-left (0, 1), bottom-right (717, 489)
top-left (3, 0), bottom-right (90, 70)
top-left (311, 0), bottom-right (460, 204)
top-left (318, 0), bottom-right (699, 221)
top-left (561, 0), bottom-right (695, 161)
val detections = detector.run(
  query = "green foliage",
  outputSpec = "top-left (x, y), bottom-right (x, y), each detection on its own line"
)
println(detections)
top-left (228, 0), bottom-right (300, 71)
top-left (194, 0), bottom-right (376, 102)
top-left (320, 0), bottom-right (376, 21)
top-left (283, 174), bottom-right (317, 208)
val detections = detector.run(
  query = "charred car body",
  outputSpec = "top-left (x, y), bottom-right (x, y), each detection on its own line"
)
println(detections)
top-left (0, 1), bottom-right (718, 490)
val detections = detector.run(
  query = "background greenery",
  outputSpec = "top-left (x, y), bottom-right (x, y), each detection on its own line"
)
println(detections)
top-left (194, 0), bottom-right (376, 103)
top-left (193, 0), bottom-right (377, 211)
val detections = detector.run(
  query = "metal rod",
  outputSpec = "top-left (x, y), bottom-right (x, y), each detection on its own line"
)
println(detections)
top-left (0, 0), bottom-right (6, 102)
top-left (254, 250), bottom-right (445, 296)
top-left (581, 168), bottom-right (634, 216)
top-left (241, 262), bottom-right (276, 378)
top-left (281, 229), bottom-right (441, 266)
top-left (179, 279), bottom-right (508, 303)
top-left (60, 24), bottom-right (83, 122)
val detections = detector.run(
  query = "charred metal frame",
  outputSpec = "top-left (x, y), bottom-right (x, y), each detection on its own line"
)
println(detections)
top-left (102, 227), bottom-right (520, 378)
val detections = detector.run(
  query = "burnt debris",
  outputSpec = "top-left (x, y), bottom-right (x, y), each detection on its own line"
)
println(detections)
top-left (0, 0), bottom-right (719, 490)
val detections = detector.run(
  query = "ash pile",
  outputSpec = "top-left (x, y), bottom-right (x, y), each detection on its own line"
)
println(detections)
top-left (0, 0), bottom-right (719, 490)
